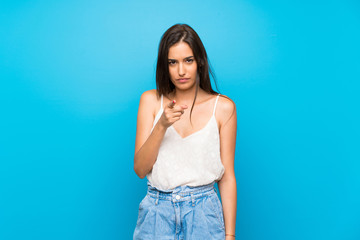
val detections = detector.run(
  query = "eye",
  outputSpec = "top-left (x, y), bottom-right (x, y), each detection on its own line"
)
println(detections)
top-left (168, 60), bottom-right (176, 65)
top-left (186, 59), bottom-right (194, 63)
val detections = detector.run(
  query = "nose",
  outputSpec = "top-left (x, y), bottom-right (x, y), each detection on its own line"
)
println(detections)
top-left (178, 62), bottom-right (185, 77)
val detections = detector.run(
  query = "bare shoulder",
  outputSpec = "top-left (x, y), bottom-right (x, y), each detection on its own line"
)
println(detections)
top-left (216, 94), bottom-right (237, 125)
top-left (139, 89), bottom-right (160, 117)
top-left (140, 89), bottom-right (158, 101)
top-left (217, 94), bottom-right (236, 114)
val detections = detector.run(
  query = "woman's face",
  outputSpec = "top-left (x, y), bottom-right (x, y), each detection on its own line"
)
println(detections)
top-left (168, 41), bottom-right (198, 91)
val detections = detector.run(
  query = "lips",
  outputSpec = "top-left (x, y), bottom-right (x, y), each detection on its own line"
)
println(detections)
top-left (178, 78), bottom-right (189, 83)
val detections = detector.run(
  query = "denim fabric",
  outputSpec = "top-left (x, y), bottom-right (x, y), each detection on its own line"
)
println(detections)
top-left (133, 181), bottom-right (225, 240)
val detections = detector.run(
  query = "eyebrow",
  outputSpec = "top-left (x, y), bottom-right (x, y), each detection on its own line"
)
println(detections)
top-left (168, 56), bottom-right (194, 61)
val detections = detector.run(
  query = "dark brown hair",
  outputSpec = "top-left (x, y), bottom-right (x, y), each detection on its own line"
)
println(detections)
top-left (156, 23), bottom-right (234, 123)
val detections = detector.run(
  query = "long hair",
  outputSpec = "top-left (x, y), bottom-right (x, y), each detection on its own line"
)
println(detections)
top-left (156, 24), bottom-right (220, 123)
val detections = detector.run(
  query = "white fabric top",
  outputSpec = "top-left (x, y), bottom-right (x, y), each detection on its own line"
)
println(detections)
top-left (146, 94), bottom-right (225, 191)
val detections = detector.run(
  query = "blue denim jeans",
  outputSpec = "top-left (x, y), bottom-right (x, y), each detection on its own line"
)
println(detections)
top-left (133, 181), bottom-right (225, 240)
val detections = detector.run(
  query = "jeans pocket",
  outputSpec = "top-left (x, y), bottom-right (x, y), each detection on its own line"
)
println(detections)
top-left (136, 194), bottom-right (150, 228)
top-left (208, 193), bottom-right (225, 230)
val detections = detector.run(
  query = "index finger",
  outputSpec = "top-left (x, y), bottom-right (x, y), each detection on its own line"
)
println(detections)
top-left (167, 100), bottom-right (176, 109)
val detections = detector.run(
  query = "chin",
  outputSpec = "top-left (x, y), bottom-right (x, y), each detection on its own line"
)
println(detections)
top-left (176, 84), bottom-right (196, 91)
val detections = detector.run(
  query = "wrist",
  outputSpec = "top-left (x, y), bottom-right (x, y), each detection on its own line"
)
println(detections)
top-left (155, 121), bottom-right (168, 132)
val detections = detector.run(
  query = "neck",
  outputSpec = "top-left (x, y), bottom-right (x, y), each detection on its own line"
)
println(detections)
top-left (172, 86), bottom-right (202, 104)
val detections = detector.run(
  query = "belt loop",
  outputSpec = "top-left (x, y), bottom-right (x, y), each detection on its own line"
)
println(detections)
top-left (190, 192), bottom-right (195, 207)
top-left (155, 191), bottom-right (159, 205)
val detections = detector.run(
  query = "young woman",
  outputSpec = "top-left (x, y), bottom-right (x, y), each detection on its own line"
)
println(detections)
top-left (133, 24), bottom-right (237, 240)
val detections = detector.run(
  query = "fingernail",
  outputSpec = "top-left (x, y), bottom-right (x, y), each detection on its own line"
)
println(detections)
top-left (173, 100), bottom-right (176, 104)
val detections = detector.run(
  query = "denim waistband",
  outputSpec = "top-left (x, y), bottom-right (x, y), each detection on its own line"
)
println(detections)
top-left (146, 181), bottom-right (216, 203)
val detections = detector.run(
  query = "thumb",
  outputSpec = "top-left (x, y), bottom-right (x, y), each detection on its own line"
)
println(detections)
top-left (167, 100), bottom-right (176, 109)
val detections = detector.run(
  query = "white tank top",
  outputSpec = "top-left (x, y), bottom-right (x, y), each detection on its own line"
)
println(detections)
top-left (146, 94), bottom-right (225, 191)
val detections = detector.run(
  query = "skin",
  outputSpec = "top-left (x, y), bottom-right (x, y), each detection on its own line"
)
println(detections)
top-left (134, 41), bottom-right (237, 239)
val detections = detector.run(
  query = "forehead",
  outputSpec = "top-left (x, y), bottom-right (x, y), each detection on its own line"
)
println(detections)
top-left (168, 41), bottom-right (194, 59)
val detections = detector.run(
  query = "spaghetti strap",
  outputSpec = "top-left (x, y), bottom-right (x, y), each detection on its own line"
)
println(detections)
top-left (160, 94), bottom-right (163, 109)
top-left (212, 94), bottom-right (221, 116)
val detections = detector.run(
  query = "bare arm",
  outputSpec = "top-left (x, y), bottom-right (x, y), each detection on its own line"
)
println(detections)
top-left (217, 96), bottom-right (237, 239)
top-left (134, 90), bottom-right (187, 178)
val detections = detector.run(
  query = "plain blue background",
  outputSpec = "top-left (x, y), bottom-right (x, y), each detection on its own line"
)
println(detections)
top-left (1, 0), bottom-right (359, 239)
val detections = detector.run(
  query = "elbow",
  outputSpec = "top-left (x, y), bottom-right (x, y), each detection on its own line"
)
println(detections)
top-left (134, 162), bottom-right (146, 179)
top-left (134, 152), bottom-right (153, 179)
top-left (137, 172), bottom-right (146, 179)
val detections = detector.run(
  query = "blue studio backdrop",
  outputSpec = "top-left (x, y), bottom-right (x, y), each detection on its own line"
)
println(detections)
top-left (0, 0), bottom-right (359, 239)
